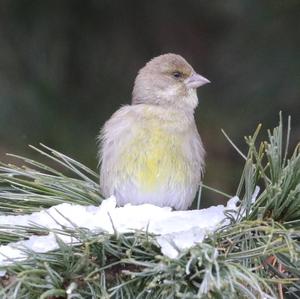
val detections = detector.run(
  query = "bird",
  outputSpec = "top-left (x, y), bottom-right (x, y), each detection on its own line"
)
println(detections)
top-left (98, 54), bottom-right (209, 210)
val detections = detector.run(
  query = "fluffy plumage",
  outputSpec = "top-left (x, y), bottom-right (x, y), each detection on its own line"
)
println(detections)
top-left (98, 54), bottom-right (209, 210)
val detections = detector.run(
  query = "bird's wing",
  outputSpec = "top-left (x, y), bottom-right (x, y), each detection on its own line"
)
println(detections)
top-left (98, 105), bottom-right (138, 196)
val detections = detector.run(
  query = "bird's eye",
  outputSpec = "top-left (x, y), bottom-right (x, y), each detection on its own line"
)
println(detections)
top-left (172, 71), bottom-right (182, 79)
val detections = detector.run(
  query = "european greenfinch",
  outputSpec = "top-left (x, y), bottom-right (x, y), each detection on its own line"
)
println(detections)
top-left (98, 54), bottom-right (209, 210)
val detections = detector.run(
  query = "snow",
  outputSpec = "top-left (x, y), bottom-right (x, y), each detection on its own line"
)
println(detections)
top-left (0, 193), bottom-right (253, 275)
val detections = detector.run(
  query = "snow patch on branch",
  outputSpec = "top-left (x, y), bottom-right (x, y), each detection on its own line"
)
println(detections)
top-left (0, 193), bottom-right (252, 275)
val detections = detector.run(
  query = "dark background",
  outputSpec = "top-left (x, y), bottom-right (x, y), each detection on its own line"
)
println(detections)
top-left (0, 0), bottom-right (299, 206)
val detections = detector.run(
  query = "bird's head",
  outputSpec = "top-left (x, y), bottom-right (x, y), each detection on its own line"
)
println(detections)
top-left (132, 53), bottom-right (210, 111)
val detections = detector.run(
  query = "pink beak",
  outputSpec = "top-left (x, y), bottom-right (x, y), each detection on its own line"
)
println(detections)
top-left (184, 73), bottom-right (210, 89)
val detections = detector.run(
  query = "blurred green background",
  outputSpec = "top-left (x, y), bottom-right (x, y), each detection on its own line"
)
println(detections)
top-left (0, 0), bottom-right (299, 206)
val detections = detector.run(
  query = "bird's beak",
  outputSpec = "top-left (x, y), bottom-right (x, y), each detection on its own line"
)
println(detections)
top-left (184, 73), bottom-right (210, 89)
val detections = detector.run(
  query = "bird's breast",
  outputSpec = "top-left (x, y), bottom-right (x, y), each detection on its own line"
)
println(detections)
top-left (120, 121), bottom-right (194, 192)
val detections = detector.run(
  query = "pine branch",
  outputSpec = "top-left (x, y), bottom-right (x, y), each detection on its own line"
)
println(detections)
top-left (0, 113), bottom-right (299, 298)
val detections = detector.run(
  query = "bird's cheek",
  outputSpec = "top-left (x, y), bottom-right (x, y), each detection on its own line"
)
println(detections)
top-left (156, 85), bottom-right (179, 102)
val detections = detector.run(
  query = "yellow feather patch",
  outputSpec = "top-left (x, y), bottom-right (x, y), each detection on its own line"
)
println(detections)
top-left (121, 123), bottom-right (187, 192)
